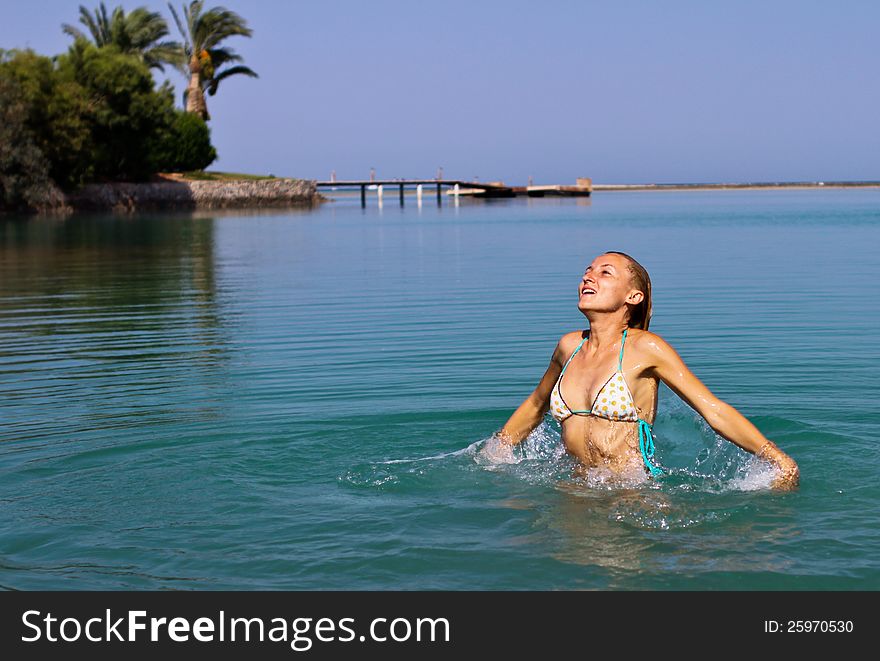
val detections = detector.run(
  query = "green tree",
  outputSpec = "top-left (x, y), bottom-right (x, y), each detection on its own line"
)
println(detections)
top-left (0, 75), bottom-right (58, 211)
top-left (62, 2), bottom-right (182, 72)
top-left (1, 44), bottom-right (217, 206)
top-left (59, 41), bottom-right (180, 181)
top-left (0, 48), bottom-right (93, 189)
top-left (168, 0), bottom-right (257, 120)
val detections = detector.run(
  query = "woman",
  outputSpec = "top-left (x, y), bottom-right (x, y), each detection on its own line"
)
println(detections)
top-left (492, 251), bottom-right (800, 490)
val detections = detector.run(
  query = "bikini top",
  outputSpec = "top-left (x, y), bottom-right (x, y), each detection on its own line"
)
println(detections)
top-left (549, 327), bottom-right (664, 476)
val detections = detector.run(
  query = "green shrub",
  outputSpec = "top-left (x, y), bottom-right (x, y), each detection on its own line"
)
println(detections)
top-left (155, 110), bottom-right (217, 172)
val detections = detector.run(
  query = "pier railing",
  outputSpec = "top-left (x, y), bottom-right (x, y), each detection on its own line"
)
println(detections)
top-left (315, 179), bottom-right (514, 207)
top-left (315, 178), bottom-right (592, 206)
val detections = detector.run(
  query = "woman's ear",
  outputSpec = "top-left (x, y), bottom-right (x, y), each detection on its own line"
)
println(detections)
top-left (627, 290), bottom-right (645, 305)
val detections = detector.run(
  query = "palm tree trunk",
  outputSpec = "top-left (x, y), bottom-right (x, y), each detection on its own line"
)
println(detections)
top-left (186, 61), bottom-right (209, 121)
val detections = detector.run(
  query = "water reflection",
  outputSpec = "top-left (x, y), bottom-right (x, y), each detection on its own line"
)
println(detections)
top-left (0, 214), bottom-right (233, 450)
top-left (507, 480), bottom-right (801, 581)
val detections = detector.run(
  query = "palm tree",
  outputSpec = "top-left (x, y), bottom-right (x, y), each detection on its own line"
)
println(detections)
top-left (62, 3), bottom-right (182, 72)
top-left (168, 1), bottom-right (257, 121)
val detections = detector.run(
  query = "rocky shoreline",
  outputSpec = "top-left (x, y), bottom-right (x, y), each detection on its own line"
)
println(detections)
top-left (33, 177), bottom-right (325, 214)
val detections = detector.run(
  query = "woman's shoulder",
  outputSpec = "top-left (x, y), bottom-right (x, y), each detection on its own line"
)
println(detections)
top-left (552, 329), bottom-right (588, 363)
top-left (626, 328), bottom-right (679, 360)
top-left (628, 327), bottom-right (659, 341)
top-left (563, 328), bottom-right (589, 341)
top-left (560, 328), bottom-right (589, 347)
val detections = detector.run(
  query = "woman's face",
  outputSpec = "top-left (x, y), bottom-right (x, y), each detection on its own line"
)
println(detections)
top-left (577, 253), bottom-right (637, 313)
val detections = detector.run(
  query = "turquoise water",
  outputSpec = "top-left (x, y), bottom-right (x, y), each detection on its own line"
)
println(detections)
top-left (1, 190), bottom-right (878, 590)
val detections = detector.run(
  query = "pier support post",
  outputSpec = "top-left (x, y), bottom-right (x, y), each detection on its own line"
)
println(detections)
top-left (436, 182), bottom-right (442, 206)
top-left (399, 183), bottom-right (404, 206)
top-left (360, 184), bottom-right (366, 207)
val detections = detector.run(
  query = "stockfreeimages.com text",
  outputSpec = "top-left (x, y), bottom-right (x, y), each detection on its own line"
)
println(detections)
top-left (22, 610), bottom-right (450, 651)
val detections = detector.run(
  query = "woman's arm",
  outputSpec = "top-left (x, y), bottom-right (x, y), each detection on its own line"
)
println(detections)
top-left (493, 335), bottom-right (569, 446)
top-left (641, 332), bottom-right (800, 490)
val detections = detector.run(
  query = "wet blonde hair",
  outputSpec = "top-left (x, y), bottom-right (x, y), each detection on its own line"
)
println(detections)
top-left (605, 251), bottom-right (653, 331)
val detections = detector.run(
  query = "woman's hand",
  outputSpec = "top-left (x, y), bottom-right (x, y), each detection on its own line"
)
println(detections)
top-left (770, 462), bottom-right (799, 491)
top-left (477, 431), bottom-right (518, 465)
top-left (758, 441), bottom-right (800, 491)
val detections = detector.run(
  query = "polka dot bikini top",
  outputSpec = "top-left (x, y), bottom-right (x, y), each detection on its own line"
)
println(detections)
top-left (549, 327), bottom-right (665, 475)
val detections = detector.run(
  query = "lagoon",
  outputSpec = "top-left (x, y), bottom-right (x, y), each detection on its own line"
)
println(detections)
top-left (1, 189), bottom-right (878, 589)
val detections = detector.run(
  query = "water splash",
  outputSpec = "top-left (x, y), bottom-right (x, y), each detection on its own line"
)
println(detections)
top-left (685, 414), bottom-right (779, 493)
top-left (339, 441), bottom-right (479, 489)
top-left (472, 423), bottom-right (564, 469)
top-left (341, 411), bottom-right (784, 498)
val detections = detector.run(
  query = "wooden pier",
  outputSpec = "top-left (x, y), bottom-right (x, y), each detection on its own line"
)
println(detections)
top-left (315, 178), bottom-right (592, 206)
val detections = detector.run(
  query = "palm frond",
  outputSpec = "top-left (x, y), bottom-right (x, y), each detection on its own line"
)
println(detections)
top-left (144, 41), bottom-right (185, 72)
top-left (205, 64), bottom-right (257, 95)
top-left (168, 2), bottom-right (192, 58)
top-left (186, 1), bottom-right (202, 51)
top-left (204, 46), bottom-right (242, 68)
top-left (96, 3), bottom-right (112, 44)
top-left (76, 4), bottom-right (104, 45)
top-left (126, 7), bottom-right (170, 49)
top-left (61, 23), bottom-right (87, 41)
top-left (109, 6), bottom-right (130, 51)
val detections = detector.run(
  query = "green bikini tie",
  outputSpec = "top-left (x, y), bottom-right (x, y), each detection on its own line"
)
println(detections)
top-left (622, 329), bottom-right (665, 476)
top-left (638, 418), bottom-right (665, 476)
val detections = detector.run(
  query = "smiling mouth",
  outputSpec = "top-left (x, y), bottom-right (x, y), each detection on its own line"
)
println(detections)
top-left (581, 288), bottom-right (596, 295)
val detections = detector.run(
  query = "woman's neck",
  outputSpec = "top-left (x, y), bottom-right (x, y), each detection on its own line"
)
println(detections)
top-left (584, 315), bottom-right (628, 351)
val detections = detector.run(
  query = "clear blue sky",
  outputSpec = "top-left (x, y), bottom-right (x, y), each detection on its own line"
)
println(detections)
top-left (3, 0), bottom-right (878, 184)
